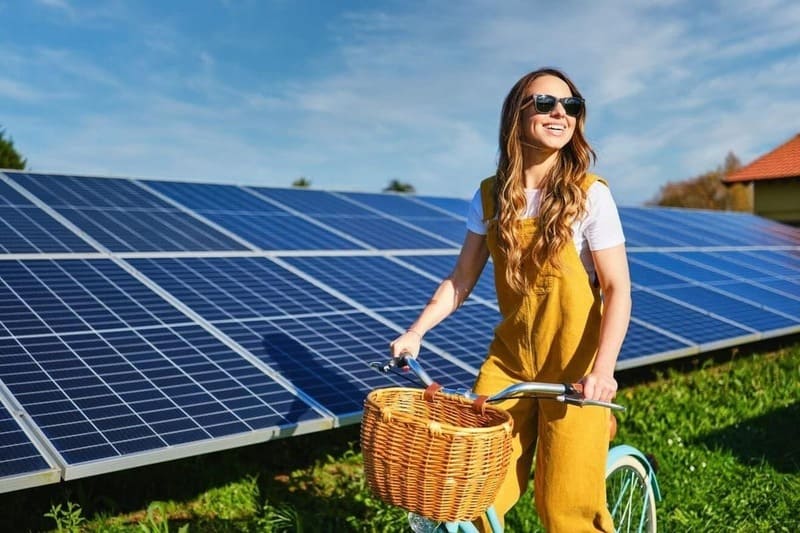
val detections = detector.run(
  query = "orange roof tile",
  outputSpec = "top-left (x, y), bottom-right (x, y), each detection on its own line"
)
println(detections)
top-left (724, 133), bottom-right (800, 183)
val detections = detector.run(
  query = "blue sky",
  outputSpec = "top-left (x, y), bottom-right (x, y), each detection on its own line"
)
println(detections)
top-left (1, 0), bottom-right (799, 205)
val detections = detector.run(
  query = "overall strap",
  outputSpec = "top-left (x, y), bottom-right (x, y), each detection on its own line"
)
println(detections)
top-left (479, 176), bottom-right (497, 222)
top-left (581, 172), bottom-right (608, 191)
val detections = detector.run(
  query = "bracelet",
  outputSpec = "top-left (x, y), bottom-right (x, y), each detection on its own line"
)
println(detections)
top-left (405, 328), bottom-right (424, 339)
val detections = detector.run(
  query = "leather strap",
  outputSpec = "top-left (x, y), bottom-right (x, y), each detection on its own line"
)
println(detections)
top-left (423, 382), bottom-right (443, 401)
top-left (472, 395), bottom-right (489, 415)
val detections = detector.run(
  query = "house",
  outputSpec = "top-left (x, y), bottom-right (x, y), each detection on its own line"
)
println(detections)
top-left (723, 133), bottom-right (800, 226)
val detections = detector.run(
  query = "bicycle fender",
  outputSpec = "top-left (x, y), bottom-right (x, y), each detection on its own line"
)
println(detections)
top-left (607, 444), bottom-right (663, 502)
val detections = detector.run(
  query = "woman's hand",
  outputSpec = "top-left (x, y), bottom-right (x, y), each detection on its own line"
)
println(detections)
top-left (579, 372), bottom-right (618, 402)
top-left (389, 329), bottom-right (423, 359)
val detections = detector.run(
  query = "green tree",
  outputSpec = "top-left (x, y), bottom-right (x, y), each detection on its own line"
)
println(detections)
top-left (292, 177), bottom-right (311, 188)
top-left (647, 151), bottom-right (750, 211)
top-left (383, 179), bottom-right (415, 193)
top-left (0, 127), bottom-right (27, 170)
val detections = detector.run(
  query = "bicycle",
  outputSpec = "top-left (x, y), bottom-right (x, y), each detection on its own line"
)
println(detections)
top-left (361, 356), bottom-right (660, 533)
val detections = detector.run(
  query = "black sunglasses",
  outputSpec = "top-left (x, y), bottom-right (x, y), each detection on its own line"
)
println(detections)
top-left (521, 93), bottom-right (584, 117)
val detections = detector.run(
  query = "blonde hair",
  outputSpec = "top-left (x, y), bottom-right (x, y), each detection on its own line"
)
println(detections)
top-left (494, 68), bottom-right (596, 293)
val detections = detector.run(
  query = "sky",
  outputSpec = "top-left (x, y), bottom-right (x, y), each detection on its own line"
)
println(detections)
top-left (1, 0), bottom-right (799, 206)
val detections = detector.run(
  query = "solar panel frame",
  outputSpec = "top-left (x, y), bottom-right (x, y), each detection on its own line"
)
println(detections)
top-left (0, 382), bottom-right (61, 493)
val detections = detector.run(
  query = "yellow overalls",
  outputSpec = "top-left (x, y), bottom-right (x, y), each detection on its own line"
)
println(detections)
top-left (474, 174), bottom-right (614, 532)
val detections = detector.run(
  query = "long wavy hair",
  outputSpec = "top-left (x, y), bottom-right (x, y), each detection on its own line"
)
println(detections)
top-left (494, 68), bottom-right (596, 293)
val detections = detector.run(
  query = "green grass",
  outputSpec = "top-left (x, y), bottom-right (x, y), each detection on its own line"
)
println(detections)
top-left (3, 343), bottom-right (799, 532)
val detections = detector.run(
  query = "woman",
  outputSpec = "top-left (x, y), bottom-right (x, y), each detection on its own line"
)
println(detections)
top-left (390, 67), bottom-right (631, 532)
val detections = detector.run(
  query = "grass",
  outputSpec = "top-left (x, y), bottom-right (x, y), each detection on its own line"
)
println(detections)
top-left (2, 342), bottom-right (799, 532)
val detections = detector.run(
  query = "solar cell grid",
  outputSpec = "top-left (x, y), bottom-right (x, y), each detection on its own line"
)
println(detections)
top-left (415, 196), bottom-right (470, 218)
top-left (339, 191), bottom-right (456, 218)
top-left (0, 325), bottom-right (323, 468)
top-left (376, 303), bottom-right (497, 371)
top-left (130, 257), bottom-right (353, 321)
top-left (632, 290), bottom-right (753, 344)
top-left (0, 400), bottom-right (53, 479)
top-left (313, 215), bottom-right (453, 249)
top-left (681, 209), bottom-right (799, 246)
top-left (7, 173), bottom-right (169, 209)
top-left (679, 251), bottom-right (782, 281)
top-left (252, 187), bottom-right (375, 216)
top-left (0, 260), bottom-right (190, 339)
top-left (655, 285), bottom-right (795, 332)
top-left (216, 312), bottom-right (476, 417)
top-left (616, 215), bottom-right (687, 247)
top-left (194, 212), bottom-right (364, 250)
top-left (724, 250), bottom-right (800, 279)
top-left (54, 207), bottom-right (246, 252)
top-left (144, 181), bottom-right (282, 213)
top-left (627, 257), bottom-right (691, 289)
top-left (396, 254), bottom-right (497, 302)
top-left (618, 321), bottom-right (692, 364)
top-left (285, 255), bottom-right (441, 310)
top-left (752, 250), bottom-right (800, 275)
top-left (0, 206), bottom-right (96, 253)
top-left (402, 219), bottom-right (465, 245)
top-left (725, 281), bottom-right (800, 318)
top-left (631, 252), bottom-right (730, 283)
top-left (621, 208), bottom-right (721, 247)
top-left (6, 172), bottom-right (170, 209)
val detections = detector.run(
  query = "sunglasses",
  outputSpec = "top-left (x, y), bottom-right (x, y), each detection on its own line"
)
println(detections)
top-left (521, 93), bottom-right (584, 117)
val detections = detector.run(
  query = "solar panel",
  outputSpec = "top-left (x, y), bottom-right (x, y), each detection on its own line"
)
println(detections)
top-left (415, 196), bottom-right (470, 218)
top-left (0, 260), bottom-right (190, 337)
top-left (143, 181), bottom-right (365, 250)
top-left (0, 326), bottom-right (329, 478)
top-left (0, 170), bottom-right (798, 494)
top-left (252, 187), bottom-right (457, 249)
top-left (128, 257), bottom-right (353, 321)
top-left (376, 303), bottom-right (498, 371)
top-left (394, 254), bottom-right (497, 303)
top-left (284, 255), bottom-right (443, 311)
top-left (0, 393), bottom-right (60, 491)
top-left (0, 179), bottom-right (96, 254)
top-left (4, 173), bottom-right (246, 252)
top-left (216, 312), bottom-right (476, 420)
top-left (338, 191), bottom-right (464, 246)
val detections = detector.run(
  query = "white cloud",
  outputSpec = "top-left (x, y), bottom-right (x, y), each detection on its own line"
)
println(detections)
top-left (5, 0), bottom-right (800, 203)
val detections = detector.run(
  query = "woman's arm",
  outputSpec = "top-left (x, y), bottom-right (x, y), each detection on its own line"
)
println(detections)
top-left (581, 243), bottom-right (631, 401)
top-left (389, 230), bottom-right (489, 358)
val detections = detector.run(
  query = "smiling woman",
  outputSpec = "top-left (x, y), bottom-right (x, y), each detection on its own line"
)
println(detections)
top-left (389, 67), bottom-right (631, 532)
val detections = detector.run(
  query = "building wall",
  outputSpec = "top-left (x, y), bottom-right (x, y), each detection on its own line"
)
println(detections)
top-left (754, 178), bottom-right (800, 225)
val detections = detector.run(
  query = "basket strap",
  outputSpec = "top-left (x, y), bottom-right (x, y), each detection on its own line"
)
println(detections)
top-left (423, 383), bottom-right (443, 401)
top-left (472, 395), bottom-right (489, 415)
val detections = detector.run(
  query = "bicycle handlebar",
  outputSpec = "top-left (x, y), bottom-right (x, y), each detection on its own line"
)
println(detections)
top-left (374, 356), bottom-right (625, 411)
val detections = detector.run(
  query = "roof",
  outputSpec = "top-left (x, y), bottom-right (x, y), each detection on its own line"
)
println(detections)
top-left (724, 133), bottom-right (800, 183)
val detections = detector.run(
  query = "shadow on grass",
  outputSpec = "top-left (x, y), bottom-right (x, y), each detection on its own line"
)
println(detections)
top-left (1, 424), bottom-right (363, 532)
top-left (694, 402), bottom-right (800, 473)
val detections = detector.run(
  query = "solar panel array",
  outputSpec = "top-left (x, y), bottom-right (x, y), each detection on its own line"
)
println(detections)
top-left (0, 170), bottom-right (798, 494)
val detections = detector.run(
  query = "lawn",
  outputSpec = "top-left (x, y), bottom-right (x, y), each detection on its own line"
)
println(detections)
top-left (3, 342), bottom-right (799, 532)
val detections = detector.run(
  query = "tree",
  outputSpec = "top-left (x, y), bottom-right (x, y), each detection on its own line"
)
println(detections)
top-left (646, 151), bottom-right (750, 211)
top-left (0, 127), bottom-right (27, 170)
top-left (383, 179), bottom-right (415, 193)
top-left (292, 177), bottom-right (311, 188)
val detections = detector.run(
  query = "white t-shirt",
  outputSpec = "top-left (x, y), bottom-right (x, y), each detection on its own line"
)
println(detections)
top-left (466, 181), bottom-right (625, 281)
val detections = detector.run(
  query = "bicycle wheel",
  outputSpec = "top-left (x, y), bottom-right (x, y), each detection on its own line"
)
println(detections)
top-left (605, 454), bottom-right (657, 533)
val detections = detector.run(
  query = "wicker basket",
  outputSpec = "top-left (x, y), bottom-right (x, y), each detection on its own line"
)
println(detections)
top-left (361, 386), bottom-right (513, 522)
